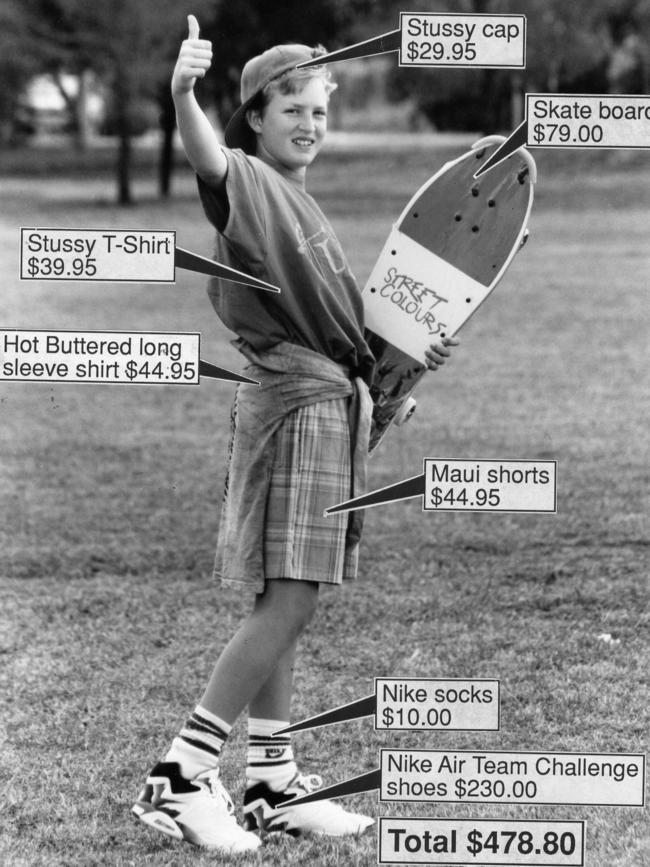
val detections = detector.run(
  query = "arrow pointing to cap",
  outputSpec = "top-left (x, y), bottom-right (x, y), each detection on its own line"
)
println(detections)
top-left (296, 29), bottom-right (401, 68)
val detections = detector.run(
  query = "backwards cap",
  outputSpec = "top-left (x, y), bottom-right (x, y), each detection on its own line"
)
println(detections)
top-left (224, 44), bottom-right (326, 153)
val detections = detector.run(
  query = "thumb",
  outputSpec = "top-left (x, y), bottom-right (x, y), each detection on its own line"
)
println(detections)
top-left (187, 14), bottom-right (200, 39)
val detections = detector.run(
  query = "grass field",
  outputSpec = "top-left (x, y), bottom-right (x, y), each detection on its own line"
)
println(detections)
top-left (1, 140), bottom-right (649, 866)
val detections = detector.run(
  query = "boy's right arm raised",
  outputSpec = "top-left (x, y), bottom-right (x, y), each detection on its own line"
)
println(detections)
top-left (171, 15), bottom-right (227, 185)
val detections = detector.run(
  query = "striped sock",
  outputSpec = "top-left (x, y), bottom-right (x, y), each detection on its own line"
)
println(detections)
top-left (164, 706), bottom-right (231, 779)
top-left (245, 717), bottom-right (297, 792)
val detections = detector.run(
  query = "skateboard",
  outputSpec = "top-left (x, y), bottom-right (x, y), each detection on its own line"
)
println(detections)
top-left (364, 135), bottom-right (536, 453)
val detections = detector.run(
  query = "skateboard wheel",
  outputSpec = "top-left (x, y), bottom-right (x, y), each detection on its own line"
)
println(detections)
top-left (395, 398), bottom-right (417, 426)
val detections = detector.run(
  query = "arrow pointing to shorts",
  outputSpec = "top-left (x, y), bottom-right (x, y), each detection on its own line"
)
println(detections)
top-left (325, 473), bottom-right (426, 515)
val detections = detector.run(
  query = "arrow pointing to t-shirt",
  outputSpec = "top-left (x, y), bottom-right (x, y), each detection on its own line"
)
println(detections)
top-left (175, 247), bottom-right (281, 293)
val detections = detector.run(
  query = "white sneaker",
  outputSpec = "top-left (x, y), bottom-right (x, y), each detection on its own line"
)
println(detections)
top-left (132, 761), bottom-right (261, 852)
top-left (243, 773), bottom-right (374, 838)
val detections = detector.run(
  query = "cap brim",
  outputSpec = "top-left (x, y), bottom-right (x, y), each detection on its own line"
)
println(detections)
top-left (224, 96), bottom-right (258, 154)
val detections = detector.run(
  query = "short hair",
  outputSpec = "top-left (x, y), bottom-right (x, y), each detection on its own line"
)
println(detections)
top-left (247, 64), bottom-right (337, 120)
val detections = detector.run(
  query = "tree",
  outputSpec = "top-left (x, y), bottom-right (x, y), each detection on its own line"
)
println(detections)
top-left (158, 0), bottom-right (378, 196)
top-left (7, 0), bottom-right (381, 201)
top-left (382, 0), bottom-right (648, 132)
top-left (12, 0), bottom-right (98, 148)
top-left (0, 1), bottom-right (43, 144)
top-left (18, 0), bottom-right (213, 203)
top-left (201, 0), bottom-right (376, 123)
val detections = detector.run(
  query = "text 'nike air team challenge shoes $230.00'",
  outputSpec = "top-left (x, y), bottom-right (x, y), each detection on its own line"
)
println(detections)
top-left (243, 773), bottom-right (375, 838)
top-left (133, 763), bottom-right (374, 849)
top-left (132, 762), bottom-right (261, 852)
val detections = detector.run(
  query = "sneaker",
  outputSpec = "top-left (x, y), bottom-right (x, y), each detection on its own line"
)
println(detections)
top-left (132, 761), bottom-right (261, 852)
top-left (243, 773), bottom-right (374, 838)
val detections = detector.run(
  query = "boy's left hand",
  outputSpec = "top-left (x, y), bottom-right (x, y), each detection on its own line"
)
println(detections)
top-left (425, 336), bottom-right (459, 371)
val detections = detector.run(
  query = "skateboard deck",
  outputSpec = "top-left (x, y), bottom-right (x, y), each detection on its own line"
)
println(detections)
top-left (364, 135), bottom-right (536, 453)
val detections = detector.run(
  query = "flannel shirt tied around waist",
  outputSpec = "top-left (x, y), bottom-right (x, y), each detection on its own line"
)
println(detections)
top-left (214, 340), bottom-right (373, 591)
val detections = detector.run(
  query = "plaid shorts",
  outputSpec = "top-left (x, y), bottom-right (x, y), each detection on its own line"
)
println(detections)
top-left (214, 345), bottom-right (370, 592)
top-left (264, 397), bottom-right (356, 584)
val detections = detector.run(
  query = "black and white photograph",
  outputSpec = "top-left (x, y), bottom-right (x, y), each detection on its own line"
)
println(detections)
top-left (2, 1), bottom-right (648, 865)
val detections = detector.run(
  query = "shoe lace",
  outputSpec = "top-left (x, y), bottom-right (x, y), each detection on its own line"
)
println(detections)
top-left (292, 773), bottom-right (323, 795)
top-left (203, 769), bottom-right (235, 815)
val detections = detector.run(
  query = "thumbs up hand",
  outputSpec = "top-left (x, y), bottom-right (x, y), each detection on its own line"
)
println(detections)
top-left (187, 14), bottom-right (200, 40)
top-left (172, 14), bottom-right (213, 96)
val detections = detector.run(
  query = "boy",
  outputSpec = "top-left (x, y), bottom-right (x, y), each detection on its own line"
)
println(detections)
top-left (132, 14), bottom-right (457, 854)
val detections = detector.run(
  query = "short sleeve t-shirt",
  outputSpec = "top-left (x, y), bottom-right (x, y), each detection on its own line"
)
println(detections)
top-left (197, 149), bottom-right (374, 380)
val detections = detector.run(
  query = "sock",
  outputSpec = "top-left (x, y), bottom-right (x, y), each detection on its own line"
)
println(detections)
top-left (164, 706), bottom-right (231, 779)
top-left (245, 717), bottom-right (297, 791)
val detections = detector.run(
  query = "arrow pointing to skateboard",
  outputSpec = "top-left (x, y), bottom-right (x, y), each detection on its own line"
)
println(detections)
top-left (475, 91), bottom-right (650, 177)
top-left (474, 119), bottom-right (528, 177)
top-left (175, 247), bottom-right (281, 293)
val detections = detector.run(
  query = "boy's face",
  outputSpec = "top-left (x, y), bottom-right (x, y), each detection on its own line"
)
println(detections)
top-left (249, 77), bottom-right (328, 174)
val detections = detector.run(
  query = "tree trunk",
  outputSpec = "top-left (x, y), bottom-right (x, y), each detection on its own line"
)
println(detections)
top-left (510, 73), bottom-right (524, 129)
top-left (158, 86), bottom-right (176, 198)
top-left (75, 69), bottom-right (92, 151)
top-left (114, 74), bottom-right (133, 205)
top-left (118, 130), bottom-right (133, 205)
